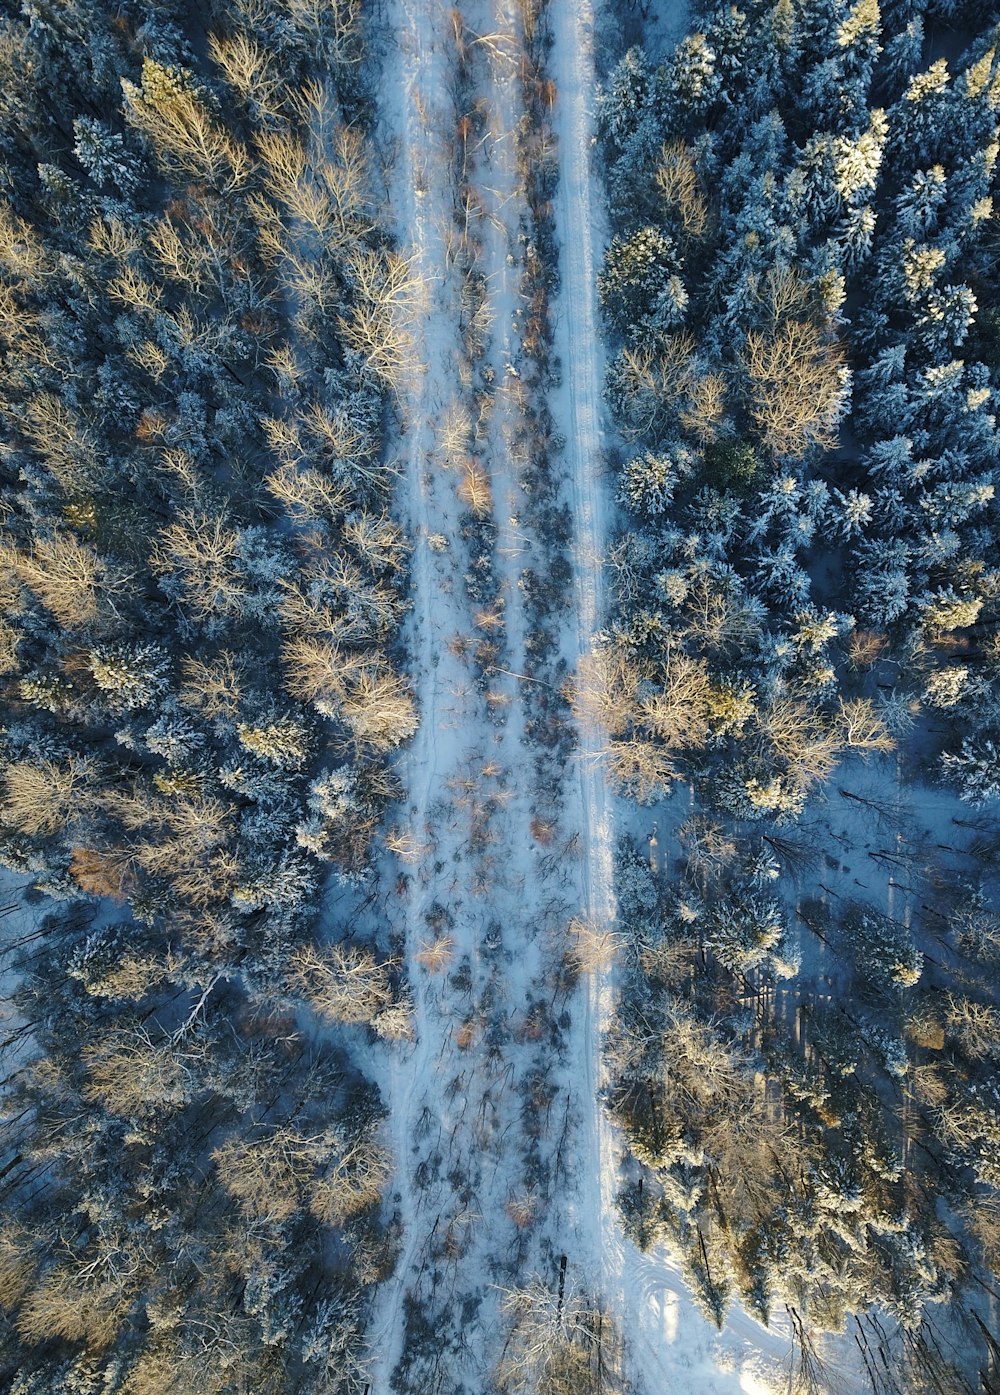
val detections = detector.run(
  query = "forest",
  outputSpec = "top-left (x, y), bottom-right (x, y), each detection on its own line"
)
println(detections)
top-left (1, 0), bottom-right (1000, 1391)
top-left (0, 1), bottom-right (413, 1390)
top-left (594, 0), bottom-right (1000, 1389)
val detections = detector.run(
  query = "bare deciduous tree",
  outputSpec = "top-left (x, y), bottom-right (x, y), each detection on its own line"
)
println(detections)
top-left (18, 1246), bottom-right (142, 1351)
top-left (638, 648), bottom-right (713, 752)
top-left (122, 58), bottom-right (251, 191)
top-left (12, 532), bottom-right (117, 630)
top-left (179, 650), bottom-right (248, 719)
top-left (838, 697), bottom-right (896, 754)
top-left (207, 30), bottom-right (284, 120)
top-left (655, 139), bottom-right (708, 238)
top-left (338, 245), bottom-right (424, 391)
top-left (764, 698), bottom-right (843, 791)
top-left (458, 458), bottom-right (493, 516)
top-left (496, 1280), bottom-right (622, 1395)
top-left (281, 634), bottom-right (358, 710)
top-left (309, 1132), bottom-right (392, 1226)
top-left (18, 391), bottom-right (98, 491)
top-left (572, 647), bottom-right (639, 738)
top-left (287, 942), bottom-right (393, 1026)
top-left (341, 666), bottom-right (418, 750)
top-left (153, 512), bottom-right (246, 624)
top-left (566, 917), bottom-right (623, 974)
top-left (2, 757), bottom-right (98, 835)
top-left (415, 935), bottom-right (455, 972)
top-left (214, 1122), bottom-right (389, 1229)
top-left (82, 1027), bottom-right (192, 1114)
top-left (608, 334), bottom-right (697, 439)
top-left (605, 736), bottom-right (679, 803)
top-left (0, 1229), bottom-right (36, 1311)
top-left (741, 318), bottom-right (846, 459)
top-left (944, 992), bottom-right (1000, 1059)
top-left (266, 461), bottom-right (350, 521)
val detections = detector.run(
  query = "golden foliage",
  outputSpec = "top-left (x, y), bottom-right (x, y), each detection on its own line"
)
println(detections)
top-left (122, 58), bottom-right (250, 191)
top-left (655, 140), bottom-right (708, 238)
top-left (741, 318), bottom-right (845, 459)
top-left (2, 757), bottom-right (97, 835)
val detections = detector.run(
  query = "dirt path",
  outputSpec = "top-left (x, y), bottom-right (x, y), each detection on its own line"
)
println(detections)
top-left (545, 0), bottom-right (625, 1336)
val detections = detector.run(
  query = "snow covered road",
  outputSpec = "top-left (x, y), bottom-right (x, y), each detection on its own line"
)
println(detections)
top-left (548, 0), bottom-right (619, 1321)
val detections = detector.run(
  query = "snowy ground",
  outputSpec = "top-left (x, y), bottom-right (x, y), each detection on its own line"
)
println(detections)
top-left (0, 874), bottom-right (42, 1091)
top-left (370, 0), bottom-right (598, 1385)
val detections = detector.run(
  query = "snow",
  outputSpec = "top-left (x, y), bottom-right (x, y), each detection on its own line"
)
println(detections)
top-left (548, 0), bottom-right (616, 1310)
top-left (370, 0), bottom-right (583, 1383)
top-left (0, 873), bottom-right (40, 1090)
top-left (371, 0), bottom-right (458, 1376)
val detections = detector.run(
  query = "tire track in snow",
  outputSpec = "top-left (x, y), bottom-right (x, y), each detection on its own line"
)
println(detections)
top-left (376, 0), bottom-right (808, 1388)
top-left (548, 0), bottom-right (618, 1280)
